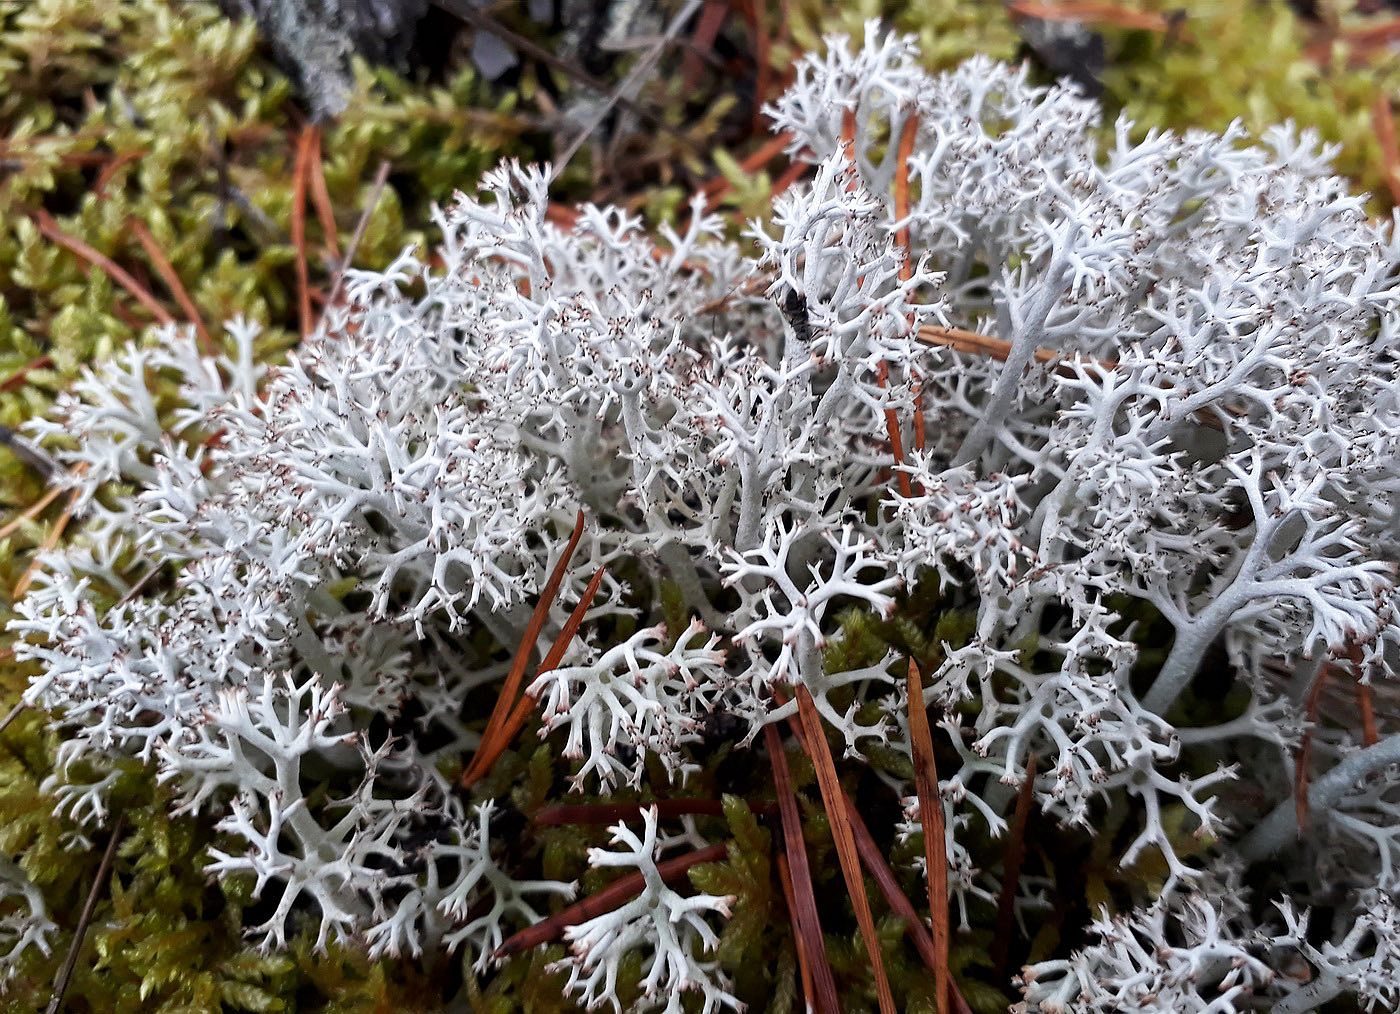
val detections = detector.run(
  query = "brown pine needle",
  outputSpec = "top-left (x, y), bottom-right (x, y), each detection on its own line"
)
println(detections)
top-left (894, 115), bottom-right (919, 284)
top-left (306, 127), bottom-right (341, 261)
top-left (461, 563), bottom-right (606, 790)
top-left (0, 355), bottom-right (53, 392)
top-left (129, 220), bottom-right (213, 354)
top-left (919, 324), bottom-right (1069, 367)
top-left (15, 486), bottom-right (81, 597)
top-left (906, 660), bottom-right (950, 1014)
top-left (991, 755), bottom-right (1037, 981)
top-left (30, 210), bottom-right (174, 326)
top-left (775, 850), bottom-right (819, 1008)
top-left (766, 723), bottom-right (841, 1013)
top-left (794, 684), bottom-right (896, 1014)
top-left (1295, 664), bottom-right (1331, 831)
top-left (466, 511), bottom-right (586, 779)
top-left (494, 841), bottom-right (728, 958)
top-left (1346, 641), bottom-right (1380, 747)
top-left (291, 126), bottom-right (315, 338)
top-left (0, 483), bottom-right (66, 542)
top-left (1372, 95), bottom-right (1400, 206)
top-left (774, 688), bottom-right (942, 975)
top-left (1006, 0), bottom-right (1181, 33)
top-left (45, 815), bottom-right (125, 1014)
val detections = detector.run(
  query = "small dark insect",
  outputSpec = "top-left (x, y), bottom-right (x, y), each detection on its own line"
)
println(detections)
top-left (781, 286), bottom-right (813, 348)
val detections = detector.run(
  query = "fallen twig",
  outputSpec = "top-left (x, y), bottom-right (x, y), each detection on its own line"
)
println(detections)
top-left (45, 815), bottom-right (126, 1014)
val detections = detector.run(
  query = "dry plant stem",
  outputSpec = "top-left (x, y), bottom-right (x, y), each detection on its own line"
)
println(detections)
top-left (794, 684), bottom-right (897, 1014)
top-left (765, 722), bottom-right (841, 1013)
top-left (464, 510), bottom-right (586, 782)
top-left (493, 842), bottom-right (728, 958)
top-left (14, 487), bottom-right (81, 597)
top-left (991, 755), bottom-right (1037, 981)
top-left (1372, 95), bottom-right (1400, 206)
top-left (129, 220), bottom-right (213, 354)
top-left (30, 210), bottom-right (174, 326)
top-left (1295, 663), bottom-right (1331, 830)
top-left (906, 660), bottom-right (949, 1014)
top-left (0, 483), bottom-right (65, 541)
top-left (45, 815), bottom-right (125, 1014)
top-left (291, 126), bottom-right (315, 338)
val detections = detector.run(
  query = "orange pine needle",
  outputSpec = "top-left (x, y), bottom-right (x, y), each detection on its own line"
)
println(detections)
top-left (0, 484), bottom-right (66, 542)
top-left (906, 660), bottom-right (950, 1014)
top-left (291, 126), bottom-right (315, 338)
top-left (461, 561), bottom-right (606, 790)
top-left (93, 150), bottom-right (143, 197)
top-left (466, 511), bottom-right (586, 774)
top-left (774, 688), bottom-right (942, 975)
top-left (306, 127), bottom-right (341, 261)
top-left (129, 220), bottom-right (214, 354)
top-left (1372, 95), bottom-right (1400, 206)
top-left (1006, 0), bottom-right (1180, 33)
top-left (795, 684), bottom-right (896, 1014)
top-left (31, 210), bottom-right (174, 326)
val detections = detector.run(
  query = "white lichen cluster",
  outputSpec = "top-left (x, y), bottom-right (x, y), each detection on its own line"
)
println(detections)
top-left (7, 22), bottom-right (1400, 1011)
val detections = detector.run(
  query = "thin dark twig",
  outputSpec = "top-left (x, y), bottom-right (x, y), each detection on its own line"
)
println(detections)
top-left (318, 160), bottom-right (391, 331)
top-left (430, 0), bottom-right (696, 151)
top-left (0, 700), bottom-right (28, 737)
top-left (554, 0), bottom-right (704, 173)
top-left (991, 755), bottom-right (1038, 981)
top-left (0, 425), bottom-right (60, 479)
top-left (45, 815), bottom-right (125, 1014)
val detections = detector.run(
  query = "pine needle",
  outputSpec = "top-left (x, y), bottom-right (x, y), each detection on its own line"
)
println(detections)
top-left (765, 723), bottom-right (840, 1012)
top-left (1372, 94), bottom-right (1400, 206)
top-left (794, 684), bottom-right (896, 1014)
top-left (129, 219), bottom-right (213, 354)
top-left (906, 660), bottom-right (950, 1013)
top-left (291, 126), bottom-right (315, 338)
top-left (31, 209), bottom-right (174, 326)
top-left (991, 755), bottom-right (1037, 981)
top-left (306, 127), bottom-right (341, 260)
top-left (494, 842), bottom-right (727, 958)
